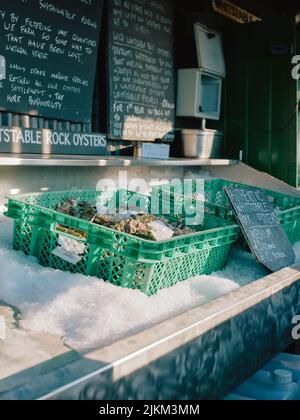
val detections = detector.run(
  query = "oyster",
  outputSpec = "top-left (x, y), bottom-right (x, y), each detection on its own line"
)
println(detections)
top-left (56, 198), bottom-right (77, 216)
top-left (55, 198), bottom-right (196, 241)
top-left (76, 202), bottom-right (97, 221)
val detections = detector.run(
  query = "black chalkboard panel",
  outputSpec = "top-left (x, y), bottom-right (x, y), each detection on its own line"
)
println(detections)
top-left (0, 0), bottom-right (103, 123)
top-left (107, 0), bottom-right (175, 141)
top-left (225, 187), bottom-right (296, 272)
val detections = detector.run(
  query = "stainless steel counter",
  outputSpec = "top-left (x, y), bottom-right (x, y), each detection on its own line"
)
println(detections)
top-left (1, 265), bottom-right (300, 400)
top-left (0, 154), bottom-right (238, 167)
top-left (0, 162), bottom-right (298, 400)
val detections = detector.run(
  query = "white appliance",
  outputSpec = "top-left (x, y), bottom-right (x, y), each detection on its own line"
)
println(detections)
top-left (177, 23), bottom-right (226, 120)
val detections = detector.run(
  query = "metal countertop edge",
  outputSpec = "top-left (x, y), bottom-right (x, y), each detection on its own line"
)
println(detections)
top-left (36, 265), bottom-right (300, 400)
top-left (0, 155), bottom-right (239, 168)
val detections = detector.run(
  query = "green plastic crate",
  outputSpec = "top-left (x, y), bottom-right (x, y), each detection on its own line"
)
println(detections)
top-left (167, 179), bottom-right (300, 245)
top-left (5, 189), bottom-right (239, 296)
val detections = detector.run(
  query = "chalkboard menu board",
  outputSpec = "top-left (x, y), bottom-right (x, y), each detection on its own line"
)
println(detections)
top-left (107, 0), bottom-right (175, 141)
top-left (225, 187), bottom-right (296, 273)
top-left (0, 0), bottom-right (103, 123)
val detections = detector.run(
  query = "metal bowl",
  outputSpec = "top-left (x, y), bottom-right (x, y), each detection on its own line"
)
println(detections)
top-left (180, 129), bottom-right (223, 159)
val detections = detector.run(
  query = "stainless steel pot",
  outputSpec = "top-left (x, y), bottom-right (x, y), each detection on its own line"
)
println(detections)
top-left (180, 129), bottom-right (223, 159)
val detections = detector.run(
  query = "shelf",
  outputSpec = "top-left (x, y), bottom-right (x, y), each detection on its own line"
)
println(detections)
top-left (0, 154), bottom-right (238, 168)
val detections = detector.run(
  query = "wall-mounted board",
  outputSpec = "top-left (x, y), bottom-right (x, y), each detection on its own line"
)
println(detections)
top-left (107, 0), bottom-right (175, 141)
top-left (0, 0), bottom-right (103, 123)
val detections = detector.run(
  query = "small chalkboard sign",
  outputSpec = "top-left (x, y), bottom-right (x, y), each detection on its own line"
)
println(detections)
top-left (107, 0), bottom-right (175, 142)
top-left (0, 0), bottom-right (103, 123)
top-left (224, 187), bottom-right (296, 272)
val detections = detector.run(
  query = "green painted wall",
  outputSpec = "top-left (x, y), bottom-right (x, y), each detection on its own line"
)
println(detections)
top-left (173, 1), bottom-right (298, 186)
top-left (296, 25), bottom-right (300, 187)
top-left (224, 14), bottom-right (298, 186)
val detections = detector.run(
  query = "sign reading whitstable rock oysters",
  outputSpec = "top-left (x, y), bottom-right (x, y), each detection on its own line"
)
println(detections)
top-left (0, 127), bottom-right (107, 154)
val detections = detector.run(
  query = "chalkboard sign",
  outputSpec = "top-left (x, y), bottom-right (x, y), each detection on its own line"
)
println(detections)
top-left (107, 0), bottom-right (175, 141)
top-left (225, 187), bottom-right (296, 272)
top-left (0, 0), bottom-right (103, 123)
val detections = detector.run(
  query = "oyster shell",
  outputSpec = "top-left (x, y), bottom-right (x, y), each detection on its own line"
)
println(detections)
top-left (55, 198), bottom-right (196, 241)
top-left (56, 199), bottom-right (77, 216)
